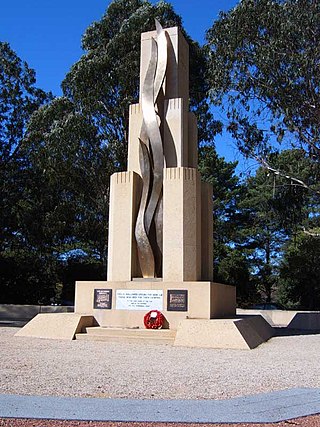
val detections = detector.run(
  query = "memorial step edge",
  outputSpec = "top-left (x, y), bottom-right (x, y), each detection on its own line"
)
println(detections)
top-left (75, 326), bottom-right (176, 343)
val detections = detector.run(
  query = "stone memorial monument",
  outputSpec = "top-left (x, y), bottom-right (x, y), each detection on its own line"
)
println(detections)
top-left (74, 21), bottom-right (236, 329)
top-left (17, 23), bottom-right (274, 348)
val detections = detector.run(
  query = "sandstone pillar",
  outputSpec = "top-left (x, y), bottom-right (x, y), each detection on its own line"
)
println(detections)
top-left (107, 171), bottom-right (140, 281)
top-left (163, 167), bottom-right (201, 281)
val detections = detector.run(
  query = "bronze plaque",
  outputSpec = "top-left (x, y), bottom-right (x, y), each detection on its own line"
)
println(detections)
top-left (94, 289), bottom-right (112, 309)
top-left (167, 290), bottom-right (188, 312)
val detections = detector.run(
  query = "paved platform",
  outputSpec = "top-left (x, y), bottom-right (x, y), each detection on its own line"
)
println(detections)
top-left (0, 388), bottom-right (320, 423)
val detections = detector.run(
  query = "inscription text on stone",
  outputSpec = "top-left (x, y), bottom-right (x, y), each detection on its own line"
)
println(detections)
top-left (116, 290), bottom-right (163, 311)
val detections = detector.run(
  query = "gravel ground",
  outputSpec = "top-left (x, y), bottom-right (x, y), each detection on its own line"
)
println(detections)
top-left (1, 327), bottom-right (320, 400)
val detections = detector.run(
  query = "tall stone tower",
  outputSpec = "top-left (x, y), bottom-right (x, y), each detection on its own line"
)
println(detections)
top-left (107, 22), bottom-right (213, 283)
top-left (74, 22), bottom-right (236, 330)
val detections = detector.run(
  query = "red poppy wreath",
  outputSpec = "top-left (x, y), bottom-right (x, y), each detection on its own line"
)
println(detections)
top-left (144, 310), bottom-right (164, 329)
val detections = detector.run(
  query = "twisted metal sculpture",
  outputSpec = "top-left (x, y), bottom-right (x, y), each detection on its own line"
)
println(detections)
top-left (135, 21), bottom-right (167, 278)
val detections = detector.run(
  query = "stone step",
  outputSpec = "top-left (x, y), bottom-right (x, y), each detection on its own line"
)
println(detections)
top-left (75, 326), bottom-right (176, 344)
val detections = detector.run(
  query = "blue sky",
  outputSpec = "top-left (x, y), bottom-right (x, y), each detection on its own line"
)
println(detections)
top-left (0, 0), bottom-right (255, 172)
top-left (0, 0), bottom-right (239, 95)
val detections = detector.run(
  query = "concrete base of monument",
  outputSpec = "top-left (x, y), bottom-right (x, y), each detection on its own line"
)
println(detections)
top-left (15, 281), bottom-right (273, 348)
top-left (15, 313), bottom-right (97, 340)
top-left (75, 315), bottom-right (274, 349)
top-left (174, 316), bottom-right (274, 349)
top-left (71, 280), bottom-right (273, 349)
top-left (74, 280), bottom-right (236, 329)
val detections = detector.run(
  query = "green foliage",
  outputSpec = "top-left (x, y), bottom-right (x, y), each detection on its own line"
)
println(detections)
top-left (0, 42), bottom-right (51, 164)
top-left (1, 249), bottom-right (52, 304)
top-left (217, 248), bottom-right (255, 305)
top-left (266, 149), bottom-right (320, 234)
top-left (199, 144), bottom-right (241, 248)
top-left (0, 42), bottom-right (56, 303)
top-left (206, 0), bottom-right (320, 306)
top-left (0, 41), bottom-right (51, 248)
top-left (233, 148), bottom-right (320, 303)
top-left (234, 149), bottom-right (319, 302)
top-left (206, 0), bottom-right (320, 159)
top-left (198, 145), bottom-right (253, 301)
top-left (198, 145), bottom-right (320, 305)
top-left (233, 171), bottom-right (283, 302)
top-left (278, 233), bottom-right (320, 309)
top-left (23, 97), bottom-right (111, 260)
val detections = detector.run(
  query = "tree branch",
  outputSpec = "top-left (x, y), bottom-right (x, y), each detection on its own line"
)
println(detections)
top-left (302, 226), bottom-right (320, 237)
top-left (257, 156), bottom-right (320, 195)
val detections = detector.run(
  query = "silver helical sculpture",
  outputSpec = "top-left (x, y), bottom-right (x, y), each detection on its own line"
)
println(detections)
top-left (135, 21), bottom-right (168, 278)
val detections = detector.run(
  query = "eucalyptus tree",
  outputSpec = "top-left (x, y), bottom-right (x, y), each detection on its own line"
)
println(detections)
top-left (235, 149), bottom-right (320, 302)
top-left (0, 42), bottom-right (52, 303)
top-left (278, 233), bottom-right (320, 309)
top-left (206, 0), bottom-right (320, 180)
top-left (0, 41), bottom-right (51, 248)
top-left (0, 42), bottom-right (51, 166)
top-left (206, 1), bottom-right (320, 302)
